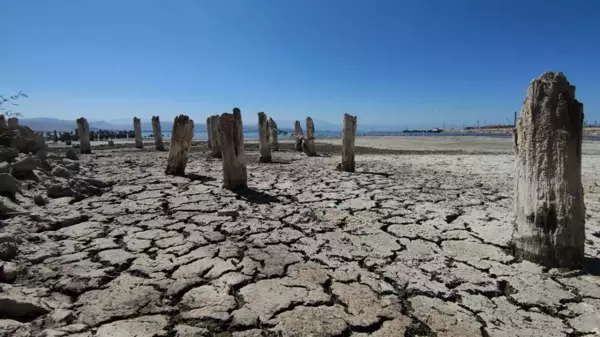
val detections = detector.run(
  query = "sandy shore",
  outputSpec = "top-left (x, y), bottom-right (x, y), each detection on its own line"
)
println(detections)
top-left (2, 137), bottom-right (600, 336)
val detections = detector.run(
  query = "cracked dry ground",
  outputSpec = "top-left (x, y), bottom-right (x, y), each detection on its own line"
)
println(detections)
top-left (3, 143), bottom-right (600, 337)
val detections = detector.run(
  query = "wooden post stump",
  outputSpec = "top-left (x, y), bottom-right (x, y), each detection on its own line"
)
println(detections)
top-left (305, 117), bottom-right (316, 156)
top-left (339, 113), bottom-right (357, 172)
top-left (76, 117), bottom-right (91, 154)
top-left (133, 117), bottom-right (143, 149)
top-left (513, 72), bottom-right (585, 269)
top-left (207, 117), bottom-right (212, 149)
top-left (220, 108), bottom-right (247, 190)
top-left (210, 115), bottom-right (222, 158)
top-left (165, 115), bottom-right (194, 176)
top-left (294, 120), bottom-right (304, 151)
top-left (151, 116), bottom-right (166, 151)
top-left (268, 118), bottom-right (279, 151)
top-left (258, 112), bottom-right (271, 162)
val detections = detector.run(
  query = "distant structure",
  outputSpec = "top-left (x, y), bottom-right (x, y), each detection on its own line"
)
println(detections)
top-left (513, 72), bottom-right (585, 268)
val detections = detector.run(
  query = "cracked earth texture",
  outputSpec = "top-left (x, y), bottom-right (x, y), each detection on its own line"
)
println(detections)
top-left (3, 139), bottom-right (600, 337)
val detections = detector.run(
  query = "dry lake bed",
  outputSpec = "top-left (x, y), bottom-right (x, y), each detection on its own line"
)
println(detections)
top-left (2, 136), bottom-right (600, 336)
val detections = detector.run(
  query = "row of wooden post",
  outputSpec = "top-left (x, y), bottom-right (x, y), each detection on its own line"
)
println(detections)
top-left (63, 71), bottom-right (589, 270)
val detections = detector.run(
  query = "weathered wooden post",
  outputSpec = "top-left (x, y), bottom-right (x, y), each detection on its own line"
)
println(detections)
top-left (165, 115), bottom-right (194, 176)
top-left (268, 118), bottom-right (279, 151)
top-left (220, 108), bottom-right (247, 190)
top-left (294, 121), bottom-right (304, 151)
top-left (7, 117), bottom-right (19, 129)
top-left (338, 113), bottom-right (357, 172)
top-left (206, 117), bottom-right (212, 149)
top-left (151, 116), bottom-right (166, 151)
top-left (76, 117), bottom-right (91, 154)
top-left (305, 117), bottom-right (316, 156)
top-left (133, 117), bottom-right (143, 149)
top-left (258, 112), bottom-right (271, 162)
top-left (0, 115), bottom-right (6, 128)
top-left (513, 72), bottom-right (585, 269)
top-left (209, 115), bottom-right (222, 158)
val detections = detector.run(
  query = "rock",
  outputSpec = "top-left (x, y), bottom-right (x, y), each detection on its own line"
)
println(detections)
top-left (165, 115), bottom-right (194, 176)
top-left (65, 149), bottom-right (78, 160)
top-left (0, 174), bottom-right (18, 196)
top-left (0, 148), bottom-right (18, 162)
top-left (0, 163), bottom-right (10, 174)
top-left (46, 184), bottom-right (73, 199)
top-left (0, 262), bottom-right (18, 283)
top-left (0, 196), bottom-right (26, 215)
top-left (173, 324), bottom-right (210, 337)
top-left (217, 209), bottom-right (239, 217)
top-left (0, 285), bottom-right (50, 322)
top-left (62, 159), bottom-right (79, 171)
top-left (514, 71), bottom-right (585, 268)
top-left (33, 194), bottom-right (45, 206)
top-left (11, 156), bottom-right (40, 177)
top-left (69, 179), bottom-right (102, 196)
top-left (9, 125), bottom-right (46, 155)
top-left (35, 150), bottom-right (47, 160)
top-left (219, 109), bottom-right (247, 190)
top-left (50, 165), bottom-right (71, 178)
top-left (0, 233), bottom-right (18, 260)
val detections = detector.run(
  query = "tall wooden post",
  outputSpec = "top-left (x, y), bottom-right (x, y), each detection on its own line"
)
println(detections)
top-left (305, 117), bottom-right (316, 156)
top-left (165, 115), bottom-right (194, 176)
top-left (258, 112), bottom-right (271, 163)
top-left (268, 118), bottom-right (279, 151)
top-left (210, 115), bottom-right (222, 158)
top-left (151, 116), bottom-right (165, 151)
top-left (513, 72), bottom-right (585, 269)
top-left (220, 108), bottom-right (247, 190)
top-left (207, 117), bottom-right (212, 149)
top-left (76, 117), bottom-right (91, 154)
top-left (133, 117), bottom-right (143, 149)
top-left (294, 121), bottom-right (304, 151)
top-left (339, 113), bottom-right (357, 172)
top-left (0, 115), bottom-right (6, 128)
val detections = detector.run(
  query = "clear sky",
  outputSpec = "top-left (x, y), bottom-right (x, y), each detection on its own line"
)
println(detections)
top-left (2, 0), bottom-right (599, 128)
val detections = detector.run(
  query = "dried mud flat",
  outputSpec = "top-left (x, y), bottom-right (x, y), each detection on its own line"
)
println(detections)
top-left (3, 139), bottom-right (600, 337)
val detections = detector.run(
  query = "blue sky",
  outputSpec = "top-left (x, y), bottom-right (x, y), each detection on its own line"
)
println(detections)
top-left (2, 0), bottom-right (599, 128)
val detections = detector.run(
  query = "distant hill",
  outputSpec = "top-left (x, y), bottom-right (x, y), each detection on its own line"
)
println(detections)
top-left (19, 117), bottom-right (428, 133)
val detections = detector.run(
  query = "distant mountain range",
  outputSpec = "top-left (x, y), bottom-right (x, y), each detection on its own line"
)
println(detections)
top-left (18, 117), bottom-right (441, 133)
